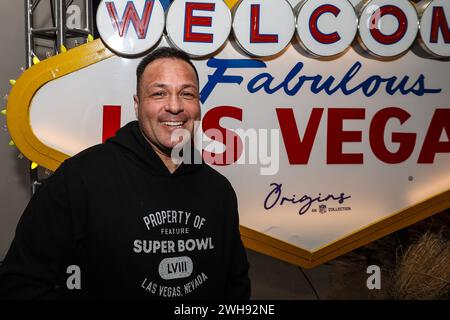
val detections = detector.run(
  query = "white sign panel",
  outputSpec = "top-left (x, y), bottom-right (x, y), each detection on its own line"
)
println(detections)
top-left (28, 36), bottom-right (450, 252)
top-left (96, 0), bottom-right (166, 55)
top-left (358, 0), bottom-right (419, 58)
top-left (295, 0), bottom-right (358, 57)
top-left (419, 0), bottom-right (450, 57)
top-left (232, 0), bottom-right (296, 57)
top-left (166, 0), bottom-right (232, 57)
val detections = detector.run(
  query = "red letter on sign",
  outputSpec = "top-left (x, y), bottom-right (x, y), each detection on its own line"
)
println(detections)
top-left (309, 4), bottom-right (341, 44)
top-left (370, 5), bottom-right (408, 45)
top-left (106, 0), bottom-right (155, 39)
top-left (184, 2), bottom-right (215, 43)
top-left (250, 4), bottom-right (278, 43)
top-left (276, 108), bottom-right (324, 165)
top-left (430, 6), bottom-right (450, 43)
top-left (327, 108), bottom-right (365, 164)
top-left (370, 107), bottom-right (416, 164)
top-left (102, 105), bottom-right (121, 143)
top-left (418, 109), bottom-right (450, 163)
top-left (202, 106), bottom-right (243, 166)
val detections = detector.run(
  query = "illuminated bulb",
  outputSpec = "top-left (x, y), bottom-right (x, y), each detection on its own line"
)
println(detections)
top-left (9, 79), bottom-right (16, 86)
top-left (8, 140), bottom-right (15, 146)
top-left (60, 45), bottom-right (67, 53)
top-left (87, 34), bottom-right (94, 42)
top-left (31, 162), bottom-right (38, 170)
top-left (20, 67), bottom-right (26, 72)
top-left (32, 56), bottom-right (40, 65)
top-left (1, 109), bottom-right (6, 115)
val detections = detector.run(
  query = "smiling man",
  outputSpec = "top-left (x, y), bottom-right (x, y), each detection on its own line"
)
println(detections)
top-left (0, 47), bottom-right (251, 300)
top-left (134, 49), bottom-right (201, 173)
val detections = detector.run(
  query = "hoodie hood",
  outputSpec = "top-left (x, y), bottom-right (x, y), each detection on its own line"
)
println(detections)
top-left (106, 121), bottom-right (203, 177)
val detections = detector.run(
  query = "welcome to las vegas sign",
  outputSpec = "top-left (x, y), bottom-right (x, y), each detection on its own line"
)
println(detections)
top-left (5, 0), bottom-right (450, 267)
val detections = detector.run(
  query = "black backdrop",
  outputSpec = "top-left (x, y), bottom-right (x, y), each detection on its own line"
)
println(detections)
top-left (93, 0), bottom-right (101, 38)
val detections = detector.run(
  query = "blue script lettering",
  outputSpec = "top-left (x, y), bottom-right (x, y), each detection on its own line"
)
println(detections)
top-left (200, 58), bottom-right (266, 103)
top-left (264, 183), bottom-right (352, 215)
top-left (200, 59), bottom-right (441, 103)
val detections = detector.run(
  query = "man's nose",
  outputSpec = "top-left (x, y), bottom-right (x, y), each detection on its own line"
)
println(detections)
top-left (165, 94), bottom-right (184, 114)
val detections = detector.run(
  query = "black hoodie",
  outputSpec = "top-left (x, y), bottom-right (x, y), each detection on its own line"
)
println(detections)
top-left (0, 121), bottom-right (250, 299)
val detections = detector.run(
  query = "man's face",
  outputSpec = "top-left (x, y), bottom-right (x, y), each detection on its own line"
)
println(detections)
top-left (134, 58), bottom-right (201, 155)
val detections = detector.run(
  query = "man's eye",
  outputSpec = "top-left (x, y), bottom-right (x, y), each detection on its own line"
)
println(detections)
top-left (181, 92), bottom-right (195, 98)
top-left (152, 92), bottom-right (165, 97)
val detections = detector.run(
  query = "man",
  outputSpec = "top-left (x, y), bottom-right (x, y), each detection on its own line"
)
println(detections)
top-left (0, 47), bottom-right (251, 299)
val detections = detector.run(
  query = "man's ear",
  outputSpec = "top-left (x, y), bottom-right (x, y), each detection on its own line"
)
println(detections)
top-left (133, 94), bottom-right (139, 119)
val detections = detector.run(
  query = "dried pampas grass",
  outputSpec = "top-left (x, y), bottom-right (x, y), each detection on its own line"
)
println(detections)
top-left (387, 231), bottom-right (450, 300)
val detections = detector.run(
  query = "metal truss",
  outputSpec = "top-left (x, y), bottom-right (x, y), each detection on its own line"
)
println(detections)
top-left (24, 0), bottom-right (94, 194)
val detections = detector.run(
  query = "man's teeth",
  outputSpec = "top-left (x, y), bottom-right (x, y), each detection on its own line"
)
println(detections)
top-left (162, 121), bottom-right (184, 127)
